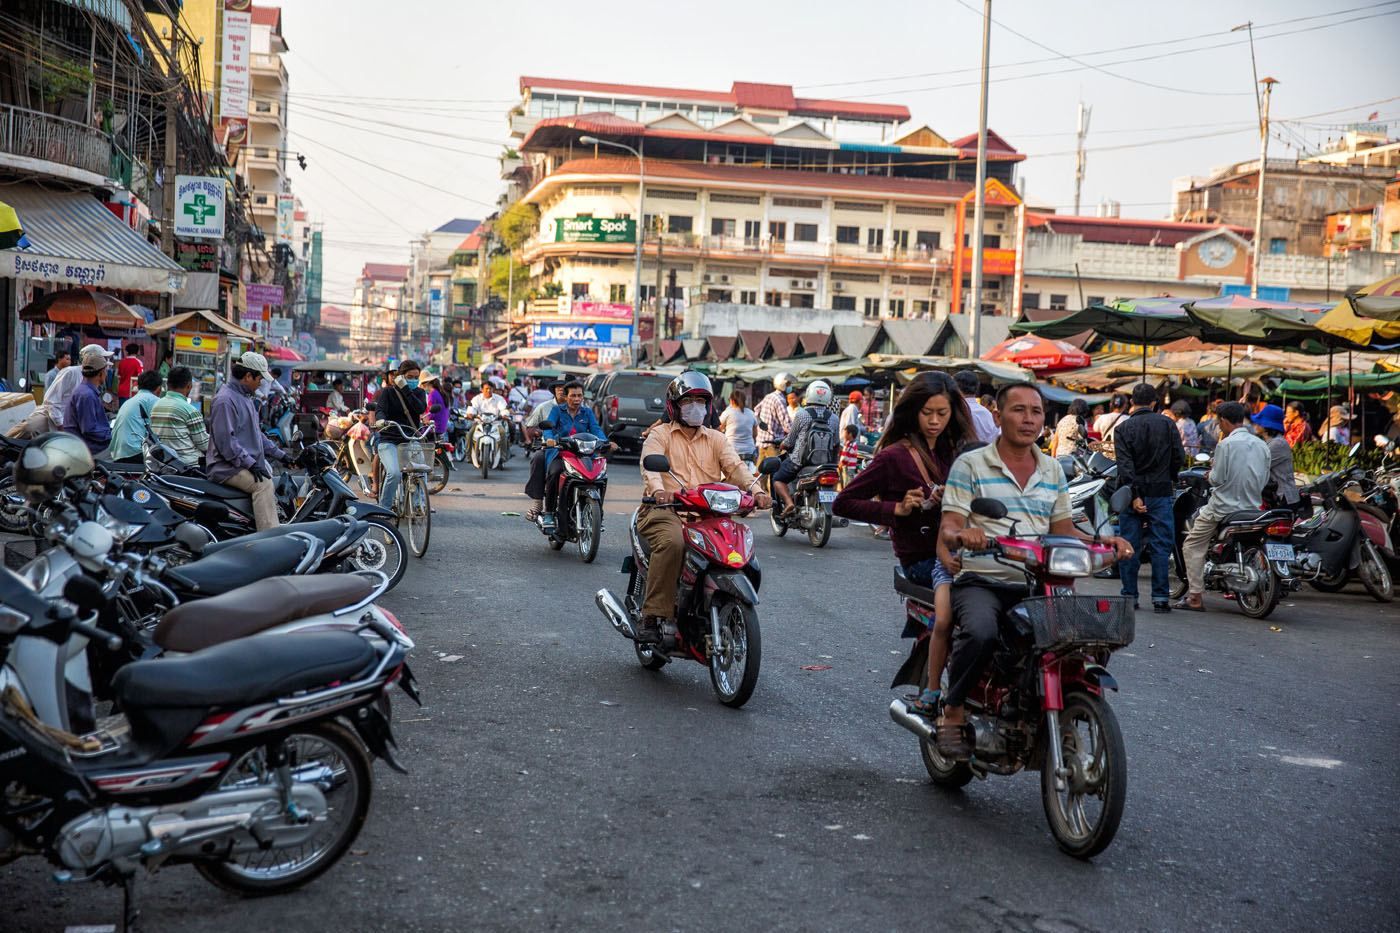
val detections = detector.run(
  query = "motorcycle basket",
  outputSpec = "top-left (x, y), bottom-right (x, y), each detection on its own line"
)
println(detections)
top-left (396, 439), bottom-right (435, 474)
top-left (1019, 595), bottom-right (1135, 652)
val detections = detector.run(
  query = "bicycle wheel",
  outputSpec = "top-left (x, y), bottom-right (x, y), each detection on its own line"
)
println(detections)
top-left (404, 475), bottom-right (431, 557)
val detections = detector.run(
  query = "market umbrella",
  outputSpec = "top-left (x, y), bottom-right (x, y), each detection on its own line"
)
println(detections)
top-left (1184, 295), bottom-right (1327, 346)
top-left (1010, 299), bottom-right (1200, 376)
top-left (1339, 275), bottom-right (1400, 322)
top-left (264, 345), bottom-right (305, 362)
top-left (1315, 298), bottom-right (1400, 348)
top-left (0, 199), bottom-right (30, 250)
top-left (18, 289), bottom-right (144, 330)
top-left (982, 335), bottom-right (1090, 372)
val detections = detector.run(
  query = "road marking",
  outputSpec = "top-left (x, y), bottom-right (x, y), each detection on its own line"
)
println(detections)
top-left (1278, 755), bottom-right (1343, 769)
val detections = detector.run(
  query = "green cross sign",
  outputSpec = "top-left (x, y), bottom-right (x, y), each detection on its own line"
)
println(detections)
top-left (184, 194), bottom-right (217, 225)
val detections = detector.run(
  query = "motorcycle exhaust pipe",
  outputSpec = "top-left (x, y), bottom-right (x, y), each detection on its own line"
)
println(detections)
top-left (888, 699), bottom-right (935, 741)
top-left (595, 589), bottom-right (636, 640)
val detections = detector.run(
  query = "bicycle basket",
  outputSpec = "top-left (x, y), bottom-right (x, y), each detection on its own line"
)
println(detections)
top-left (397, 439), bottom-right (434, 473)
top-left (1019, 595), bottom-right (1135, 652)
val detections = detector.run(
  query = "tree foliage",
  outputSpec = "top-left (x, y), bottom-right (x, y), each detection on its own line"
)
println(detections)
top-left (489, 254), bottom-right (530, 301)
top-left (496, 202), bottom-right (539, 252)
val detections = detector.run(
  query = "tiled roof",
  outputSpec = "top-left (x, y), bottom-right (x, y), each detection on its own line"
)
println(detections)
top-left (1027, 213), bottom-right (1254, 247)
top-left (456, 232), bottom-right (484, 252)
top-left (706, 335), bottom-right (739, 361)
top-left (362, 262), bottom-right (409, 281)
top-left (434, 218), bottom-right (481, 235)
top-left (766, 332), bottom-right (801, 360)
top-left (537, 157), bottom-right (976, 202)
top-left (947, 129), bottom-right (1019, 154)
top-left (519, 76), bottom-right (910, 122)
top-left (731, 82), bottom-right (796, 112)
top-left (251, 6), bottom-right (282, 30)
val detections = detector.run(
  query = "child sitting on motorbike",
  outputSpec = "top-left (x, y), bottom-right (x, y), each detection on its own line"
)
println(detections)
top-left (833, 372), bottom-right (975, 715)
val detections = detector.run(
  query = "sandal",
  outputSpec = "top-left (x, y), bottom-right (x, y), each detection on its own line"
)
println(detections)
top-left (1172, 597), bottom-right (1204, 612)
top-left (908, 688), bottom-right (941, 717)
top-left (524, 507), bottom-right (541, 522)
top-left (934, 719), bottom-right (973, 761)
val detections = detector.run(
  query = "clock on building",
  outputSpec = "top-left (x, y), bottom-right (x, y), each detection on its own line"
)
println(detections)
top-left (1197, 238), bottom-right (1237, 269)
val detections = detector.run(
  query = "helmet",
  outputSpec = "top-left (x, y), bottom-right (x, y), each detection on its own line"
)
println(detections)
top-left (665, 370), bottom-right (714, 422)
top-left (803, 380), bottom-right (833, 408)
top-left (773, 372), bottom-right (795, 391)
top-left (13, 432), bottom-right (93, 504)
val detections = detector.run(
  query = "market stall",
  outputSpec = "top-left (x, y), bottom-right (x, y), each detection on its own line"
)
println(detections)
top-left (144, 310), bottom-right (259, 413)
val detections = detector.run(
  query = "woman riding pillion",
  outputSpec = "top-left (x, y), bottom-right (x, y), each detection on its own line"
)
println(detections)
top-left (372, 359), bottom-right (428, 509)
top-left (833, 372), bottom-right (976, 715)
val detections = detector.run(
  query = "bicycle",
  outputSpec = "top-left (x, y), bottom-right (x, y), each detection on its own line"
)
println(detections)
top-left (374, 424), bottom-right (434, 558)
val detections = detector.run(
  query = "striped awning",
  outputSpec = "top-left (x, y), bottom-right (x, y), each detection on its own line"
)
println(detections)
top-left (0, 183), bottom-right (186, 294)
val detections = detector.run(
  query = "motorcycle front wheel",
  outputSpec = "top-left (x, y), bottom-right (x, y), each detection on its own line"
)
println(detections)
top-left (194, 721), bottom-right (371, 895)
top-left (1040, 691), bottom-right (1127, 860)
top-left (709, 598), bottom-right (761, 708)
top-left (452, 438), bottom-right (466, 463)
top-left (346, 516), bottom-right (407, 590)
top-left (576, 497), bottom-right (602, 564)
top-left (479, 448), bottom-right (491, 481)
top-left (1358, 539), bottom-right (1394, 602)
top-left (1235, 546), bottom-right (1281, 619)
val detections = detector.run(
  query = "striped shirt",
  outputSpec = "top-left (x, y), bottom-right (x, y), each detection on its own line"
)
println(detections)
top-left (150, 391), bottom-right (210, 467)
top-left (942, 441), bottom-right (1072, 585)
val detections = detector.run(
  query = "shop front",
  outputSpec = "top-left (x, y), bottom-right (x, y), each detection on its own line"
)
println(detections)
top-left (144, 309), bottom-right (258, 413)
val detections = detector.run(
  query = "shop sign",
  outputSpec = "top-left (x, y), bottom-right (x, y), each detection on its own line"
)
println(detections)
top-left (246, 283), bottom-right (284, 309)
top-left (552, 216), bottom-right (635, 244)
top-left (175, 175), bottom-right (225, 239)
top-left (219, 1), bottom-right (252, 121)
top-left (454, 338), bottom-right (473, 365)
top-left (176, 239), bottom-right (219, 273)
top-left (571, 300), bottom-right (633, 321)
top-left (174, 333), bottom-right (221, 354)
top-left (276, 194), bottom-right (295, 247)
top-left (269, 317), bottom-right (293, 338)
top-left (960, 247), bottom-right (1016, 277)
top-left (531, 322), bottom-right (632, 349)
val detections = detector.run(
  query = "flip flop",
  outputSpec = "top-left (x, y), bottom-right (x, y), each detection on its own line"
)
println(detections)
top-left (1172, 597), bottom-right (1204, 612)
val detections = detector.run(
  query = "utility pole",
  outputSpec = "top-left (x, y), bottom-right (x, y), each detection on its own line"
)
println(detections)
top-left (967, 0), bottom-right (992, 358)
top-left (161, 27), bottom-right (179, 317)
top-left (652, 222), bottom-right (664, 363)
top-left (1072, 101), bottom-right (1091, 216)
top-left (1250, 77), bottom-right (1277, 300)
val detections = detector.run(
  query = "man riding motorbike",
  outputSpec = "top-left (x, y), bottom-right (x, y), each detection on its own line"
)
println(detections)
top-left (467, 379), bottom-right (510, 444)
top-left (935, 383), bottom-right (1132, 760)
top-left (773, 380), bottom-right (840, 518)
top-left (525, 381), bottom-right (603, 521)
top-left (636, 372), bottom-right (772, 645)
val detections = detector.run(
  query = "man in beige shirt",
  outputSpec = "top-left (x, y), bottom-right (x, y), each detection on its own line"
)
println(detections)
top-left (637, 372), bottom-right (771, 644)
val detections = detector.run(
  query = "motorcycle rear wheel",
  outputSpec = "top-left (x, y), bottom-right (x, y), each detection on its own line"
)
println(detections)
top-left (1358, 539), bottom-right (1393, 602)
top-left (1040, 692), bottom-right (1127, 860)
top-left (194, 721), bottom-right (371, 895)
top-left (576, 498), bottom-right (602, 564)
top-left (808, 510), bottom-right (832, 548)
top-left (709, 598), bottom-right (761, 708)
top-left (1235, 547), bottom-right (1281, 619)
top-left (403, 477), bottom-right (431, 558)
top-left (1308, 566), bottom-right (1350, 592)
top-left (634, 640), bottom-right (668, 670)
top-left (428, 456), bottom-right (450, 495)
top-left (920, 737), bottom-right (973, 789)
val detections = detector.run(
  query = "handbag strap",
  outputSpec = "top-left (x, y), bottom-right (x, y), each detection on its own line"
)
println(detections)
top-left (900, 438), bottom-right (938, 490)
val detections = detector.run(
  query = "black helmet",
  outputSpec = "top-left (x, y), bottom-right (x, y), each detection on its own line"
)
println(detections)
top-left (13, 432), bottom-right (93, 504)
top-left (665, 370), bottom-right (714, 422)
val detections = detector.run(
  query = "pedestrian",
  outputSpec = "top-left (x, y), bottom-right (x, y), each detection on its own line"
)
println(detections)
top-left (754, 373), bottom-right (795, 464)
top-left (840, 390), bottom-right (867, 437)
top-left (1167, 400), bottom-right (1201, 457)
top-left (107, 369), bottom-right (162, 462)
top-left (9, 361), bottom-right (82, 438)
top-left (150, 366), bottom-right (210, 469)
top-left (1254, 404), bottom-right (1300, 509)
top-left (1093, 393), bottom-right (1130, 459)
top-left (954, 370), bottom-right (999, 443)
top-left (1112, 383), bottom-right (1184, 612)
top-left (43, 349), bottom-right (70, 393)
top-left (64, 344), bottom-right (114, 454)
top-left (718, 390), bottom-right (758, 462)
top-left (1198, 399), bottom-right (1222, 454)
top-left (838, 423), bottom-right (860, 488)
top-left (1325, 405), bottom-right (1351, 445)
top-left (1175, 401), bottom-right (1270, 611)
top-left (1049, 399), bottom-right (1089, 458)
top-left (1283, 401), bottom-right (1311, 447)
top-left (206, 351), bottom-right (287, 531)
top-left (156, 349), bottom-right (173, 382)
top-left (115, 342), bottom-right (143, 403)
top-left (785, 388), bottom-right (801, 423)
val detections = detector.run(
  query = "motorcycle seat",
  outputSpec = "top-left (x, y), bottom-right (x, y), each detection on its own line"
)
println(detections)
top-left (154, 573), bottom-right (379, 652)
top-left (893, 566), bottom-right (937, 607)
top-left (1219, 509), bottom-right (1290, 527)
top-left (170, 536), bottom-right (313, 595)
top-left (153, 474), bottom-right (251, 502)
top-left (201, 518), bottom-right (349, 556)
top-left (114, 630), bottom-right (376, 708)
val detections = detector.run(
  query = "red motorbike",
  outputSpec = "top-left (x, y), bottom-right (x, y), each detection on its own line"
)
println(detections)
top-left (596, 453), bottom-right (777, 707)
top-left (889, 492), bottom-right (1134, 858)
top-left (533, 432), bottom-right (610, 563)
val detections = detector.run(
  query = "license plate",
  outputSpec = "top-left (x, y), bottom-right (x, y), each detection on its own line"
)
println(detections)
top-left (1264, 543), bottom-right (1294, 561)
top-left (818, 490), bottom-right (837, 504)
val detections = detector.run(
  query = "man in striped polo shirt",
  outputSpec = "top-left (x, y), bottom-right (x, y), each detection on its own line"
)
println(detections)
top-left (150, 366), bottom-right (210, 469)
top-left (934, 383), bottom-right (1132, 759)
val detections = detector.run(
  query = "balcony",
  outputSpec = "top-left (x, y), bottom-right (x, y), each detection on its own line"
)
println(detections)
top-left (509, 112), bottom-right (537, 138)
top-left (0, 104), bottom-right (114, 181)
top-left (250, 53), bottom-right (288, 83)
top-left (521, 229), bottom-right (953, 270)
top-left (250, 99), bottom-right (284, 126)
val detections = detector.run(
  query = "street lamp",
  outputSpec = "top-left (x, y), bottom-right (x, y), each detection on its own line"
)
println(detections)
top-left (580, 135), bottom-right (644, 366)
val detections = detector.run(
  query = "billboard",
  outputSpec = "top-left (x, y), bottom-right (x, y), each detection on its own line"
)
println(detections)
top-left (550, 216), bottom-right (635, 244)
top-left (245, 282), bottom-right (284, 309)
top-left (531, 322), bottom-right (632, 349)
top-left (219, 1), bottom-right (252, 122)
top-left (571, 300), bottom-right (634, 321)
top-left (276, 194), bottom-right (295, 247)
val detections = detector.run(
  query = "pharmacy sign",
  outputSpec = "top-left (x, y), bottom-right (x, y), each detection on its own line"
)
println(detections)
top-left (174, 175), bottom-right (225, 239)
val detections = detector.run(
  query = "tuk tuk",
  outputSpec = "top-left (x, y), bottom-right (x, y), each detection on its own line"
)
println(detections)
top-left (289, 361), bottom-right (384, 439)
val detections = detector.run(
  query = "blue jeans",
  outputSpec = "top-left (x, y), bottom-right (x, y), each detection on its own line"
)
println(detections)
top-left (1118, 496), bottom-right (1174, 602)
top-left (376, 437), bottom-right (402, 510)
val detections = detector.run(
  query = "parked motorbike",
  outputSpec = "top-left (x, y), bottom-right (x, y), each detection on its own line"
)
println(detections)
top-left (768, 462), bottom-right (845, 547)
top-left (1289, 463), bottom-right (1394, 601)
top-left (595, 454), bottom-right (777, 707)
top-left (888, 491), bottom-right (1133, 858)
top-left (1064, 451), bottom-right (1118, 539)
top-left (468, 412), bottom-right (506, 479)
top-left (532, 432), bottom-right (611, 563)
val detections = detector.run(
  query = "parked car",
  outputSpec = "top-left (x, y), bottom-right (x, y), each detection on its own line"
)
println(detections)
top-left (583, 371), bottom-right (609, 416)
top-left (594, 370), bottom-right (674, 453)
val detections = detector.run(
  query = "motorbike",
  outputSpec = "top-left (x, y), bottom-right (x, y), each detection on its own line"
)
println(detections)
top-left (1063, 451), bottom-right (1118, 539)
top-left (447, 408), bottom-right (470, 463)
top-left (768, 461), bottom-right (845, 547)
top-left (595, 454), bottom-right (778, 708)
top-left (262, 389), bottom-right (301, 451)
top-left (468, 412), bottom-right (506, 479)
top-left (533, 432), bottom-right (610, 563)
top-left (0, 567), bottom-right (414, 928)
top-left (429, 437), bottom-right (453, 495)
top-left (888, 490), bottom-right (1133, 858)
top-left (1288, 463), bottom-right (1394, 602)
top-left (1167, 466), bottom-right (1298, 618)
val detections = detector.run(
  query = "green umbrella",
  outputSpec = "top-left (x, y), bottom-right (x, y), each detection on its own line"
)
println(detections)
top-left (1010, 299), bottom-right (1200, 376)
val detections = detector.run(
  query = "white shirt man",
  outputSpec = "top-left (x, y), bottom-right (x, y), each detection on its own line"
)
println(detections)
top-left (468, 390), bottom-right (509, 420)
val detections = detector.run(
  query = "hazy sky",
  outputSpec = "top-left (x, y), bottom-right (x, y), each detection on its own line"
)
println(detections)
top-left (272, 0), bottom-right (1400, 307)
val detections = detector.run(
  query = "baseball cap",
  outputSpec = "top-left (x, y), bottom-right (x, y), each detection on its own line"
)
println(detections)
top-left (849, 390), bottom-right (863, 402)
top-left (79, 344), bottom-right (112, 374)
top-left (237, 351), bottom-right (271, 380)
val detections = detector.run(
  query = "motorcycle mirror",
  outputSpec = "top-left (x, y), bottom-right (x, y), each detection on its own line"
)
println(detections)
top-left (194, 500), bottom-right (230, 526)
top-left (62, 575), bottom-right (106, 613)
top-left (642, 454), bottom-right (671, 473)
top-left (1057, 455), bottom-right (1078, 481)
top-left (758, 456), bottom-right (782, 476)
top-left (173, 522), bottom-right (209, 555)
top-left (364, 402), bottom-right (377, 413)
top-left (969, 497), bottom-right (1008, 521)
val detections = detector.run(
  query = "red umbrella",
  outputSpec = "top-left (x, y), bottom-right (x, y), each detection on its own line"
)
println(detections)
top-left (982, 335), bottom-right (1091, 372)
top-left (264, 345), bottom-right (305, 362)
top-left (18, 289), bottom-right (145, 330)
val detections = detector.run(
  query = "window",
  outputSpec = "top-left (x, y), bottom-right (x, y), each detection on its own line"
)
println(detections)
top-left (739, 289), bottom-right (757, 304)
top-left (1392, 231), bottom-right (1400, 250)
top-left (832, 295), bottom-right (857, 311)
top-left (1085, 295), bottom-right (1103, 308)
top-left (836, 225), bottom-right (860, 245)
top-left (915, 230), bottom-right (941, 250)
top-left (667, 215), bottom-right (693, 234)
top-left (793, 223), bottom-right (818, 242)
top-left (710, 192), bottom-right (761, 205)
top-left (707, 289), bottom-right (733, 302)
top-left (834, 200), bottom-right (883, 212)
top-left (769, 221), bottom-right (787, 241)
top-left (913, 300), bottom-right (932, 316)
top-left (772, 196), bottom-right (823, 209)
top-left (895, 204), bottom-right (946, 216)
top-left (649, 188), bottom-right (698, 201)
top-left (891, 229), bottom-right (910, 251)
top-left (963, 233), bottom-right (1001, 248)
top-left (572, 282), bottom-right (590, 299)
top-left (863, 297), bottom-right (881, 318)
top-left (1049, 294), bottom-right (1068, 311)
top-left (711, 218), bottom-right (736, 237)
top-left (764, 290), bottom-right (784, 306)
top-left (639, 285), bottom-right (656, 302)
top-left (743, 220), bottom-right (763, 244)
top-left (888, 298), bottom-right (906, 318)
top-left (790, 293), bottom-right (815, 308)
top-left (1269, 237), bottom-right (1287, 254)
top-left (609, 283), bottom-right (627, 303)
top-left (867, 228), bottom-right (884, 253)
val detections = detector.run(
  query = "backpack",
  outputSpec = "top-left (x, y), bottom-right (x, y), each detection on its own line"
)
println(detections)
top-left (801, 406), bottom-right (838, 466)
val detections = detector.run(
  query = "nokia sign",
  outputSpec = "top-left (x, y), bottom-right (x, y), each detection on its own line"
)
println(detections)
top-left (530, 322), bottom-right (633, 349)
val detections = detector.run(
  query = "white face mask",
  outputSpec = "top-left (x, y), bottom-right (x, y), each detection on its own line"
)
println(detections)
top-left (679, 401), bottom-right (707, 427)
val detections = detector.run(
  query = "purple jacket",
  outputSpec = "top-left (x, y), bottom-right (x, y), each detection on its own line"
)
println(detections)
top-left (426, 388), bottom-right (449, 435)
top-left (206, 382), bottom-right (282, 483)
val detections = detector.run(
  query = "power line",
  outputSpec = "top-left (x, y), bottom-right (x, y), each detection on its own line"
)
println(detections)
top-left (288, 129), bottom-right (498, 209)
top-left (293, 106), bottom-right (502, 160)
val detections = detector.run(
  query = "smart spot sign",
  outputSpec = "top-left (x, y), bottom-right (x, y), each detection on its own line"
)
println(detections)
top-left (174, 175), bottom-right (226, 239)
top-left (551, 216), bottom-right (635, 244)
top-left (531, 322), bottom-right (632, 349)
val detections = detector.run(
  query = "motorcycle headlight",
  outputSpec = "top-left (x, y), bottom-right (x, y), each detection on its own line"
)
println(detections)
top-left (1045, 547), bottom-right (1092, 577)
top-left (95, 505), bottom-right (135, 544)
top-left (703, 489), bottom-right (742, 514)
top-left (21, 551), bottom-right (50, 591)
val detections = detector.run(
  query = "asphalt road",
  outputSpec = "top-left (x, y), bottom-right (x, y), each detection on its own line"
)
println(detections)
top-left (6, 455), bottom-right (1399, 933)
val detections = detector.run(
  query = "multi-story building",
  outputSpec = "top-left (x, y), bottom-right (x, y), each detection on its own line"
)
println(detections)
top-left (405, 218), bottom-right (480, 355)
top-left (244, 6), bottom-right (290, 239)
top-left (506, 77), bottom-right (1026, 329)
top-left (348, 263), bottom-right (409, 361)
